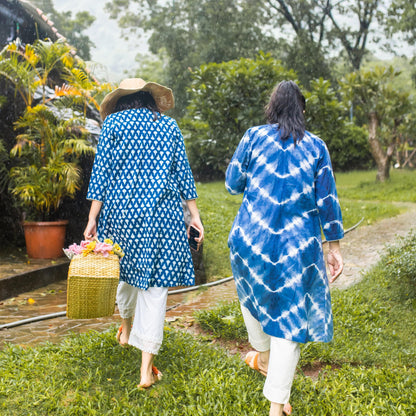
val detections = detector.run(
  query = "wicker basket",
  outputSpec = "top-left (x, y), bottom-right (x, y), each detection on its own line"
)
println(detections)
top-left (67, 253), bottom-right (120, 319)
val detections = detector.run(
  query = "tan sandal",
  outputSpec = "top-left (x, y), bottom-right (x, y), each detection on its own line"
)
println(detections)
top-left (244, 351), bottom-right (267, 376)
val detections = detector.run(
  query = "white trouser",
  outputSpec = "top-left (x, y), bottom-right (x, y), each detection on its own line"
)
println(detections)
top-left (241, 305), bottom-right (300, 404)
top-left (116, 281), bottom-right (168, 355)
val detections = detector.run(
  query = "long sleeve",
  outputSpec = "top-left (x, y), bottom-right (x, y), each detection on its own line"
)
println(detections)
top-left (225, 130), bottom-right (252, 195)
top-left (171, 126), bottom-right (198, 200)
top-left (86, 119), bottom-right (114, 202)
top-left (315, 143), bottom-right (344, 241)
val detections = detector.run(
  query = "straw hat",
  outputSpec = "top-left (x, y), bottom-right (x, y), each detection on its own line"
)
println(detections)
top-left (99, 78), bottom-right (175, 120)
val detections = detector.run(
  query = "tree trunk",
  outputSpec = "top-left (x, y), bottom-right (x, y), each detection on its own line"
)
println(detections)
top-left (368, 112), bottom-right (392, 182)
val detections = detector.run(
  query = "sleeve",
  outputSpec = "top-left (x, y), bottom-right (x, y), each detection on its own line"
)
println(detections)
top-left (315, 142), bottom-right (344, 241)
top-left (225, 129), bottom-right (252, 195)
top-left (171, 125), bottom-right (198, 200)
top-left (86, 119), bottom-right (114, 202)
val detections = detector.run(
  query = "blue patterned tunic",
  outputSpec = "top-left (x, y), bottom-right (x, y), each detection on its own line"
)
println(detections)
top-left (225, 124), bottom-right (344, 343)
top-left (87, 108), bottom-right (198, 289)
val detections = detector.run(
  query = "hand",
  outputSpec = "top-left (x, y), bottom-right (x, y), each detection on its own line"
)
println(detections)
top-left (327, 248), bottom-right (343, 283)
top-left (83, 219), bottom-right (97, 241)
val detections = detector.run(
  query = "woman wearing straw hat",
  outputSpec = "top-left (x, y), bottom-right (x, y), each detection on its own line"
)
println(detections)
top-left (83, 78), bottom-right (204, 389)
top-left (226, 81), bottom-right (343, 416)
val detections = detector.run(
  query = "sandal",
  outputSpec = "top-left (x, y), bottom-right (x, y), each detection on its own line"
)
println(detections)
top-left (138, 366), bottom-right (163, 389)
top-left (244, 351), bottom-right (267, 376)
top-left (116, 325), bottom-right (129, 347)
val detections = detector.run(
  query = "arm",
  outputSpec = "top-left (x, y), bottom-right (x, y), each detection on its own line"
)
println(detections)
top-left (83, 200), bottom-right (103, 240)
top-left (315, 143), bottom-right (344, 283)
top-left (225, 130), bottom-right (252, 195)
top-left (327, 240), bottom-right (343, 283)
top-left (185, 199), bottom-right (204, 250)
top-left (315, 143), bottom-right (344, 241)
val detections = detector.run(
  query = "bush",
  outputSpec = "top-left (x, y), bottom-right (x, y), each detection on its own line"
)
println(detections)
top-left (181, 53), bottom-right (297, 180)
top-left (305, 78), bottom-right (373, 171)
top-left (384, 231), bottom-right (416, 301)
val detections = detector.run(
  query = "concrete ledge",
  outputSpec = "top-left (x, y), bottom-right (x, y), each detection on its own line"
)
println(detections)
top-left (0, 262), bottom-right (69, 301)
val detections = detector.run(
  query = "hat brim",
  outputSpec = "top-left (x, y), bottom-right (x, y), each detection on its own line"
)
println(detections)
top-left (99, 81), bottom-right (175, 120)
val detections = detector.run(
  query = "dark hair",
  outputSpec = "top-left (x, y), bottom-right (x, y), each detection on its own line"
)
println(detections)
top-left (114, 91), bottom-right (160, 120)
top-left (265, 81), bottom-right (306, 144)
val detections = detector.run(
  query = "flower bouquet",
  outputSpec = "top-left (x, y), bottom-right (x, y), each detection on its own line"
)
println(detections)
top-left (64, 238), bottom-right (124, 259)
top-left (65, 238), bottom-right (124, 319)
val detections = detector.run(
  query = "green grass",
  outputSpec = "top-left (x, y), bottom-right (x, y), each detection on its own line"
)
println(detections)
top-left (196, 169), bottom-right (416, 280)
top-left (193, 233), bottom-right (416, 414)
top-left (1, 172), bottom-right (416, 415)
top-left (336, 169), bottom-right (416, 202)
top-left (1, 236), bottom-right (415, 415)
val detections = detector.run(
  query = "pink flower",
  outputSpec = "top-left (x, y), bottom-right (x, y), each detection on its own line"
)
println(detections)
top-left (80, 240), bottom-right (90, 250)
top-left (68, 243), bottom-right (83, 255)
top-left (93, 242), bottom-right (113, 257)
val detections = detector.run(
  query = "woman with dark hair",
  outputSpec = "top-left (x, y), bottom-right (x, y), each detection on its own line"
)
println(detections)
top-left (83, 78), bottom-right (204, 389)
top-left (225, 81), bottom-right (343, 416)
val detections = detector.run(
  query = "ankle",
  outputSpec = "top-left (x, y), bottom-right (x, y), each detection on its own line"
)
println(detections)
top-left (269, 402), bottom-right (284, 416)
top-left (258, 350), bottom-right (270, 369)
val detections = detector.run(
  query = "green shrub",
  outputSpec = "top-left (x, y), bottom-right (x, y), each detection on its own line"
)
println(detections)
top-left (384, 231), bottom-right (416, 301)
top-left (182, 53), bottom-right (297, 180)
top-left (305, 78), bottom-right (373, 171)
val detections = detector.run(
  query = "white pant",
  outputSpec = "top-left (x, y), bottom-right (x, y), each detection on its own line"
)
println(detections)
top-left (116, 281), bottom-right (168, 355)
top-left (241, 305), bottom-right (300, 404)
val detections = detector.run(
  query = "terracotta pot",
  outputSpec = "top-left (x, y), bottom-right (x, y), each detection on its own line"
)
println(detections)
top-left (23, 220), bottom-right (69, 259)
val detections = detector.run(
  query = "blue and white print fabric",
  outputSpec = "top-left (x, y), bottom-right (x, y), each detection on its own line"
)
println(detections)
top-left (87, 108), bottom-right (198, 289)
top-left (225, 124), bottom-right (344, 343)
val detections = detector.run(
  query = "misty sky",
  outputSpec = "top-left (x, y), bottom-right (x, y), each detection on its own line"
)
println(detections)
top-left (53, 0), bottom-right (149, 81)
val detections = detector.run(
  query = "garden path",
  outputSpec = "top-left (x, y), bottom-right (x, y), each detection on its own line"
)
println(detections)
top-left (1, 202), bottom-right (416, 348)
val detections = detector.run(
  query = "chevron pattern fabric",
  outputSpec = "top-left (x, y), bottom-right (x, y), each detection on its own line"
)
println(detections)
top-left (226, 124), bottom-right (344, 343)
top-left (87, 108), bottom-right (197, 289)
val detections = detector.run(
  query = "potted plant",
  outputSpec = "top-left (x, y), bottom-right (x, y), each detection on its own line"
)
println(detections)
top-left (9, 104), bottom-right (95, 258)
top-left (0, 39), bottom-right (102, 258)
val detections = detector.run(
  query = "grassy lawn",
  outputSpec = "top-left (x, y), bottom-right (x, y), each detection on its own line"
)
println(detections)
top-left (196, 169), bottom-right (416, 281)
top-left (1, 233), bottom-right (415, 415)
top-left (195, 232), bottom-right (416, 414)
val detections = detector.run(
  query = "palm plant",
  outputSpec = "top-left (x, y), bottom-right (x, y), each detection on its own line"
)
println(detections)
top-left (0, 38), bottom-right (100, 221)
top-left (9, 105), bottom-right (94, 220)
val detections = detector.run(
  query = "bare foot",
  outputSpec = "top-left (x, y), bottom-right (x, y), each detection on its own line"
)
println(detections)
top-left (119, 327), bottom-right (130, 345)
top-left (116, 318), bottom-right (132, 346)
top-left (138, 366), bottom-right (162, 389)
top-left (270, 402), bottom-right (292, 416)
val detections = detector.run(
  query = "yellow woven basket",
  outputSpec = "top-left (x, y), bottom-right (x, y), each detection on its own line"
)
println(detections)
top-left (67, 253), bottom-right (120, 319)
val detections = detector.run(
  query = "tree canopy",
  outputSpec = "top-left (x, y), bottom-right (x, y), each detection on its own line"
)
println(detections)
top-left (105, 0), bottom-right (278, 115)
top-left (31, 0), bottom-right (96, 60)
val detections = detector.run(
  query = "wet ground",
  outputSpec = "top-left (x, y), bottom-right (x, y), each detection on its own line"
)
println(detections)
top-left (1, 202), bottom-right (416, 349)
